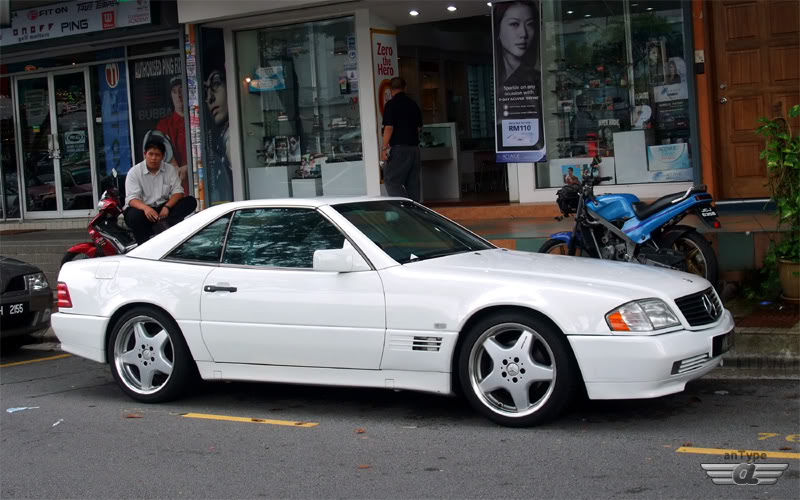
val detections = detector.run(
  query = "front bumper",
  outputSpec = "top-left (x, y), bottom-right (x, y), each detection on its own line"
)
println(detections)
top-left (0, 290), bottom-right (52, 339)
top-left (568, 310), bottom-right (734, 400)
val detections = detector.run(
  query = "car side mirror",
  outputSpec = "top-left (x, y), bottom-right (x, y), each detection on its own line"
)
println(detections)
top-left (313, 245), bottom-right (370, 273)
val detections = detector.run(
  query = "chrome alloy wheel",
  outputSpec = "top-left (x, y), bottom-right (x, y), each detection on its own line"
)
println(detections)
top-left (468, 323), bottom-right (557, 418)
top-left (113, 315), bottom-right (175, 395)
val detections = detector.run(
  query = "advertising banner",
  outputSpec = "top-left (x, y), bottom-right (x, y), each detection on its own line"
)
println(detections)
top-left (199, 27), bottom-right (233, 205)
top-left (371, 29), bottom-right (397, 164)
top-left (492, 0), bottom-right (546, 163)
top-left (0, 0), bottom-right (151, 47)
top-left (128, 54), bottom-right (184, 167)
top-left (96, 62), bottom-right (132, 175)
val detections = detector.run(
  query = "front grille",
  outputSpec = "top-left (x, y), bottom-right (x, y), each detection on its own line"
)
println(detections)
top-left (3, 276), bottom-right (26, 294)
top-left (671, 353), bottom-right (711, 375)
top-left (674, 287), bottom-right (722, 327)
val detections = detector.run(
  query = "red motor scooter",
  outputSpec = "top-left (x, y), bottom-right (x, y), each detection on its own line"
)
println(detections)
top-left (61, 170), bottom-right (137, 266)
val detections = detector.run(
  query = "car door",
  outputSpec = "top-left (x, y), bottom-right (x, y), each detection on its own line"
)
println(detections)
top-left (200, 207), bottom-right (386, 369)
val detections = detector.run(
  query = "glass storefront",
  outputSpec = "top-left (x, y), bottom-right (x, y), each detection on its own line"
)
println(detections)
top-left (235, 16), bottom-right (365, 199)
top-left (393, 0), bottom-right (695, 203)
top-left (0, 37), bottom-right (186, 219)
top-left (537, 0), bottom-right (694, 187)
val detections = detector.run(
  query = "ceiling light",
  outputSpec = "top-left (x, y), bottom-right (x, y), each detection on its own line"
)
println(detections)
top-left (447, 5), bottom-right (457, 12)
top-left (584, 14), bottom-right (591, 18)
top-left (487, 2), bottom-right (492, 6)
top-left (409, 10), bottom-right (419, 16)
top-left (646, 7), bottom-right (653, 10)
top-left (567, 10), bottom-right (574, 14)
top-left (632, 3), bottom-right (639, 5)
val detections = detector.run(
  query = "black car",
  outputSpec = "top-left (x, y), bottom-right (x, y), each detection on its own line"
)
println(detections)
top-left (0, 257), bottom-right (52, 342)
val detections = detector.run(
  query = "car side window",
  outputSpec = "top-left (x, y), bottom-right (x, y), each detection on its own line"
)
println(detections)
top-left (222, 208), bottom-right (345, 268)
top-left (166, 213), bottom-right (231, 263)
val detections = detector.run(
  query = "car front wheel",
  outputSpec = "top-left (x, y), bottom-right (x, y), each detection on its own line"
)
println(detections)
top-left (107, 307), bottom-right (193, 403)
top-left (458, 312), bottom-right (579, 427)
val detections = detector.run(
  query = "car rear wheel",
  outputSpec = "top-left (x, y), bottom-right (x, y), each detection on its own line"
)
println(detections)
top-left (458, 312), bottom-right (579, 427)
top-left (107, 307), bottom-right (193, 403)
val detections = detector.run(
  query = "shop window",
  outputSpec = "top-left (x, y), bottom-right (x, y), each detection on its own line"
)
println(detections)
top-left (537, 0), bottom-right (693, 188)
top-left (235, 16), bottom-right (365, 199)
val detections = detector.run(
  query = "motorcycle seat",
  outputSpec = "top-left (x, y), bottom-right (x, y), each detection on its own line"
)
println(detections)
top-left (633, 185), bottom-right (707, 220)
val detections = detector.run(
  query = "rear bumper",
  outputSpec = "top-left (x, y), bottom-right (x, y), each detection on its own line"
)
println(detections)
top-left (51, 312), bottom-right (108, 363)
top-left (569, 310), bottom-right (734, 400)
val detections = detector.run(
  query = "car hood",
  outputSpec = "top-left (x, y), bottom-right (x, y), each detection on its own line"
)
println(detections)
top-left (407, 249), bottom-right (709, 298)
top-left (0, 256), bottom-right (43, 292)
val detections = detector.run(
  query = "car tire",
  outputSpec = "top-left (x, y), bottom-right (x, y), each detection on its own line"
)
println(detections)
top-left (107, 306), bottom-right (194, 403)
top-left (458, 311), bottom-right (579, 427)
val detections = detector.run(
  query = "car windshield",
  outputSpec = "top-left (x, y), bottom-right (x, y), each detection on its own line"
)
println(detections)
top-left (333, 200), bottom-right (493, 264)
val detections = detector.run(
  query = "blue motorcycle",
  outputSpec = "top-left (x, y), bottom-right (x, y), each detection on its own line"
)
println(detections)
top-left (540, 157), bottom-right (720, 286)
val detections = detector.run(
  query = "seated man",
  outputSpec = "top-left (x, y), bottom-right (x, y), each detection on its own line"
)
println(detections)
top-left (124, 140), bottom-right (197, 245)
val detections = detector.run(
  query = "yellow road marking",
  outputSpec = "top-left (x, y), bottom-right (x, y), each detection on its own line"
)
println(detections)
top-left (676, 447), bottom-right (800, 460)
top-left (0, 353), bottom-right (71, 368)
top-left (181, 412), bottom-right (318, 428)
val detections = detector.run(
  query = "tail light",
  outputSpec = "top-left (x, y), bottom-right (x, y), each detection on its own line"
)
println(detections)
top-left (57, 282), bottom-right (73, 308)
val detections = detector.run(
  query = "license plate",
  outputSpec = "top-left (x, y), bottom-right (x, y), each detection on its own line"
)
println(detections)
top-left (712, 331), bottom-right (734, 357)
top-left (699, 206), bottom-right (718, 219)
top-left (0, 302), bottom-right (28, 316)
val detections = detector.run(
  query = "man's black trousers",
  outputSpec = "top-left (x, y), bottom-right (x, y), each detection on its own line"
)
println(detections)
top-left (124, 196), bottom-right (197, 245)
top-left (384, 145), bottom-right (421, 202)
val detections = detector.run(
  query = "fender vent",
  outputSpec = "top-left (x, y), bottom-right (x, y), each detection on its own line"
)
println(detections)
top-left (389, 335), bottom-right (443, 352)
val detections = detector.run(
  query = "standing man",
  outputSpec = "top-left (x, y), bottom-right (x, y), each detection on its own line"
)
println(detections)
top-left (381, 77), bottom-right (423, 202)
top-left (124, 141), bottom-right (197, 245)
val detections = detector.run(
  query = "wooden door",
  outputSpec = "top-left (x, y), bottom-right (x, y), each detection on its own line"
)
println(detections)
top-left (711, 0), bottom-right (799, 199)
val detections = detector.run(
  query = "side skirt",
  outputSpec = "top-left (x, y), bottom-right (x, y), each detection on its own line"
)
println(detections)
top-left (196, 361), bottom-right (455, 396)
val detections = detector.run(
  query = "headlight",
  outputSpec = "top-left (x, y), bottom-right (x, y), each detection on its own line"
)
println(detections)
top-left (24, 272), bottom-right (49, 291)
top-left (606, 299), bottom-right (680, 332)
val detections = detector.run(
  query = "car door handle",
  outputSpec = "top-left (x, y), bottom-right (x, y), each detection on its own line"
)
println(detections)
top-left (204, 285), bottom-right (237, 293)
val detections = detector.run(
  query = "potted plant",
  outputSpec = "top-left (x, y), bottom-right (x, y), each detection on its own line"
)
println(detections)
top-left (755, 103), bottom-right (800, 301)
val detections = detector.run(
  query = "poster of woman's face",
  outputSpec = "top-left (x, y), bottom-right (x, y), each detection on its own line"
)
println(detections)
top-left (493, 0), bottom-right (540, 85)
top-left (492, 0), bottom-right (546, 160)
top-left (647, 41), bottom-right (667, 86)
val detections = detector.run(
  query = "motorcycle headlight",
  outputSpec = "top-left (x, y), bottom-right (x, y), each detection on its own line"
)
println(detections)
top-left (24, 272), bottom-right (49, 291)
top-left (606, 299), bottom-right (680, 333)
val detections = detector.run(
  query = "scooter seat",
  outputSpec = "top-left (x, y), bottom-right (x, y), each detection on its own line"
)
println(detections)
top-left (633, 185), bottom-right (707, 220)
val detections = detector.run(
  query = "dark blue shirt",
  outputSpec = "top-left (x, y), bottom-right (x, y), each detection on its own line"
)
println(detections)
top-left (382, 92), bottom-right (423, 146)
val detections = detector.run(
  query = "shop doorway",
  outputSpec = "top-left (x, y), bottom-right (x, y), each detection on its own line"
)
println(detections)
top-left (397, 15), bottom-right (509, 206)
top-left (15, 69), bottom-right (98, 218)
top-left (711, 0), bottom-right (799, 200)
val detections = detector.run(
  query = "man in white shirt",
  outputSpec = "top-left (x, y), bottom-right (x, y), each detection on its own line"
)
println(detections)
top-left (124, 140), bottom-right (197, 244)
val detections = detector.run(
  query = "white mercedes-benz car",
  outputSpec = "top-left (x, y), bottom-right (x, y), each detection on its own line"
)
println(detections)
top-left (52, 198), bottom-right (734, 427)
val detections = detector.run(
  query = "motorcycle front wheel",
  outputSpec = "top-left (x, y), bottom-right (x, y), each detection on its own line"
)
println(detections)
top-left (539, 239), bottom-right (582, 256)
